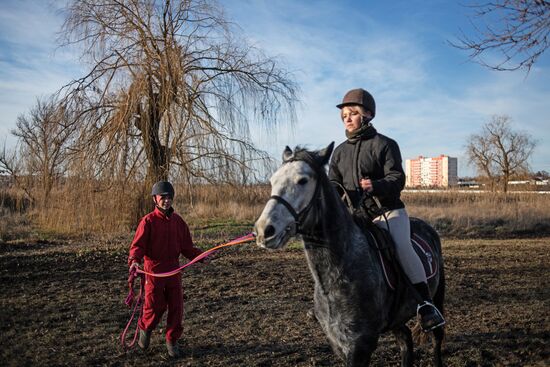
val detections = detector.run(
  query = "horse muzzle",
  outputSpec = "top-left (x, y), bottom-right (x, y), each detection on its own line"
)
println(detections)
top-left (254, 220), bottom-right (296, 249)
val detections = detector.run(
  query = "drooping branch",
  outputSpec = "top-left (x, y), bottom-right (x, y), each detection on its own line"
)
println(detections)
top-left (451, 0), bottom-right (550, 72)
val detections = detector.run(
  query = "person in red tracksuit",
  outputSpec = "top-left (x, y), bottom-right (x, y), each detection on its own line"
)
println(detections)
top-left (128, 181), bottom-right (205, 358)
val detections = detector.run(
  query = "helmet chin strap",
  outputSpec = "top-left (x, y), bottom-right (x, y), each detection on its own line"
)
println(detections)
top-left (153, 197), bottom-right (173, 216)
top-left (155, 205), bottom-right (173, 216)
top-left (360, 115), bottom-right (372, 127)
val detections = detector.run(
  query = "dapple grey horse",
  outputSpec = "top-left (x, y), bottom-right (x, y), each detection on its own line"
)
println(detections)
top-left (254, 143), bottom-right (445, 367)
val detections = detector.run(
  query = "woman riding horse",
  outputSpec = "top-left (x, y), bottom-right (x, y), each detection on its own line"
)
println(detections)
top-left (328, 88), bottom-right (445, 332)
top-left (255, 143), bottom-right (446, 366)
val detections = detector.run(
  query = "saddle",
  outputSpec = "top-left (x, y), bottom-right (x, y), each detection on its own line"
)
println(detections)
top-left (336, 183), bottom-right (438, 290)
top-left (354, 215), bottom-right (438, 291)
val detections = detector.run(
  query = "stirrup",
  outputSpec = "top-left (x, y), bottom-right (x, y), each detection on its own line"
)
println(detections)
top-left (417, 301), bottom-right (446, 332)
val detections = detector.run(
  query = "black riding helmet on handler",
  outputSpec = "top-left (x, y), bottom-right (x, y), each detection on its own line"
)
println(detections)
top-left (151, 181), bottom-right (175, 198)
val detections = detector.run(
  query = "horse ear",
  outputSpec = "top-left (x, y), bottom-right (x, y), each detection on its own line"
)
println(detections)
top-left (318, 142), bottom-right (335, 165)
top-left (282, 146), bottom-right (293, 162)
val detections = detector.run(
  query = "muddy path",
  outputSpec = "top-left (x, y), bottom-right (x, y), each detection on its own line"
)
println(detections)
top-left (0, 237), bottom-right (548, 366)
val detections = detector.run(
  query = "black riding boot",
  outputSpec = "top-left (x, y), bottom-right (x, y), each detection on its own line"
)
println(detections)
top-left (413, 282), bottom-right (445, 332)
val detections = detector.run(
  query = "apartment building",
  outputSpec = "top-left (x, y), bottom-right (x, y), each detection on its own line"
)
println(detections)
top-left (405, 155), bottom-right (458, 187)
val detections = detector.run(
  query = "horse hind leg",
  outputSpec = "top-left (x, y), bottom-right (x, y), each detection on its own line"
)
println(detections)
top-left (432, 262), bottom-right (446, 367)
top-left (392, 325), bottom-right (414, 367)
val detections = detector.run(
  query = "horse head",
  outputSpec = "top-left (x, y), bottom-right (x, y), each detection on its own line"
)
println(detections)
top-left (254, 142), bottom-right (334, 249)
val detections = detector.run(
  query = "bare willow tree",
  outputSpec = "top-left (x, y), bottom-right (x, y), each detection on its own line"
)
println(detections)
top-left (0, 96), bottom-right (77, 208)
top-left (59, 0), bottom-right (298, 188)
top-left (466, 115), bottom-right (537, 192)
top-left (453, 0), bottom-right (550, 72)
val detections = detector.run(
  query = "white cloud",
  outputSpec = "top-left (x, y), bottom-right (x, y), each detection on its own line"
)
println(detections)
top-left (231, 1), bottom-right (436, 160)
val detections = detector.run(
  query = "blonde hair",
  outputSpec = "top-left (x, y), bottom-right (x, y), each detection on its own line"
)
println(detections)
top-left (340, 105), bottom-right (373, 121)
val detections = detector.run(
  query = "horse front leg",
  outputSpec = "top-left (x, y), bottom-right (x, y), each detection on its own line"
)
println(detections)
top-left (346, 335), bottom-right (379, 367)
top-left (432, 326), bottom-right (444, 367)
top-left (392, 325), bottom-right (414, 367)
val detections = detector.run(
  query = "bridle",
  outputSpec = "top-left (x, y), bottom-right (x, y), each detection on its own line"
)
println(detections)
top-left (268, 154), bottom-right (328, 245)
top-left (269, 183), bottom-right (320, 234)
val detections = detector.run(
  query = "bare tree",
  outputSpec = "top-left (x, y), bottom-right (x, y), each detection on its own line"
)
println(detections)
top-left (452, 1), bottom-right (550, 72)
top-left (466, 115), bottom-right (537, 192)
top-left (58, 0), bottom-right (297, 187)
top-left (0, 143), bottom-right (36, 204)
top-left (11, 97), bottom-right (78, 208)
top-left (534, 170), bottom-right (549, 179)
top-left (0, 96), bottom-right (77, 208)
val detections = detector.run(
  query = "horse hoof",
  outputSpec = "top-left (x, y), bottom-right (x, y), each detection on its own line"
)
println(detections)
top-left (306, 307), bottom-right (317, 321)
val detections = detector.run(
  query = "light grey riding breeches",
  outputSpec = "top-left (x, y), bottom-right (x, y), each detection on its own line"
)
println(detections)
top-left (373, 208), bottom-right (427, 284)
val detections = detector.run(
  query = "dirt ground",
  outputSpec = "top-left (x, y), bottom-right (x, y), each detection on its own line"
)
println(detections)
top-left (0, 234), bottom-right (549, 366)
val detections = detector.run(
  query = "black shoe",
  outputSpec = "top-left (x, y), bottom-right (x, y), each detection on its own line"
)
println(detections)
top-left (138, 329), bottom-right (151, 350)
top-left (166, 340), bottom-right (183, 358)
top-left (417, 301), bottom-right (446, 332)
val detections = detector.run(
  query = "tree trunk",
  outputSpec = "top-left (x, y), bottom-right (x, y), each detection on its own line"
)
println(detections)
top-left (136, 90), bottom-right (169, 184)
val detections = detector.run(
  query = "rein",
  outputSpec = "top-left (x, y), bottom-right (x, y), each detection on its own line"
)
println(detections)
top-left (120, 232), bottom-right (256, 350)
top-left (120, 270), bottom-right (145, 349)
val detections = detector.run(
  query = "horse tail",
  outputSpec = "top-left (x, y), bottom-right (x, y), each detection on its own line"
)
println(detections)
top-left (432, 252), bottom-right (446, 341)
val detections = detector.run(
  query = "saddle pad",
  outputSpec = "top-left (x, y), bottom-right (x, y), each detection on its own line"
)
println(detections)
top-left (411, 232), bottom-right (438, 281)
top-left (372, 232), bottom-right (438, 290)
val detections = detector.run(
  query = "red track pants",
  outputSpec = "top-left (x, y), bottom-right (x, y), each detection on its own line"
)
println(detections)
top-left (138, 274), bottom-right (183, 342)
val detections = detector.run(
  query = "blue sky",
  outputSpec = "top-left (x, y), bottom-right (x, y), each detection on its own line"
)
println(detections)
top-left (1, 0), bottom-right (549, 177)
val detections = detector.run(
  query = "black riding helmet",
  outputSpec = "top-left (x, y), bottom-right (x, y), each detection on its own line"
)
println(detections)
top-left (336, 88), bottom-right (376, 117)
top-left (151, 181), bottom-right (175, 198)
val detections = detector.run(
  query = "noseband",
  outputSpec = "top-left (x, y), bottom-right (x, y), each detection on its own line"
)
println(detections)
top-left (269, 183), bottom-right (319, 234)
top-left (269, 194), bottom-right (302, 223)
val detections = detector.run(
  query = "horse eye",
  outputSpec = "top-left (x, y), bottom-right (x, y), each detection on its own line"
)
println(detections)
top-left (297, 178), bottom-right (308, 185)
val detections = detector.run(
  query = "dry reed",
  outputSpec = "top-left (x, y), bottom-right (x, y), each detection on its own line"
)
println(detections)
top-left (403, 191), bottom-right (550, 237)
top-left (1, 182), bottom-right (549, 240)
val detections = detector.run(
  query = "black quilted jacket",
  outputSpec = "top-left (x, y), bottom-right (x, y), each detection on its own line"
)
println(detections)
top-left (328, 129), bottom-right (406, 211)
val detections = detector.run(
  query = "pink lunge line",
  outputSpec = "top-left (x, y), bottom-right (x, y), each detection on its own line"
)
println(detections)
top-left (136, 232), bottom-right (256, 277)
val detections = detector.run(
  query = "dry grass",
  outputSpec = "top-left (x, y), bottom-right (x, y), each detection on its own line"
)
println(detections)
top-left (403, 191), bottom-right (550, 237)
top-left (1, 182), bottom-right (549, 240)
top-left (181, 184), bottom-right (269, 223)
top-left (0, 189), bottom-right (34, 242)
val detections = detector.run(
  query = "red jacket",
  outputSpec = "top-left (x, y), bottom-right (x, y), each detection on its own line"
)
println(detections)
top-left (128, 207), bottom-right (202, 273)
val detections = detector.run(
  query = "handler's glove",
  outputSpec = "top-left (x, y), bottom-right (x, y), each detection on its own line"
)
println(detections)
top-left (129, 261), bottom-right (141, 275)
